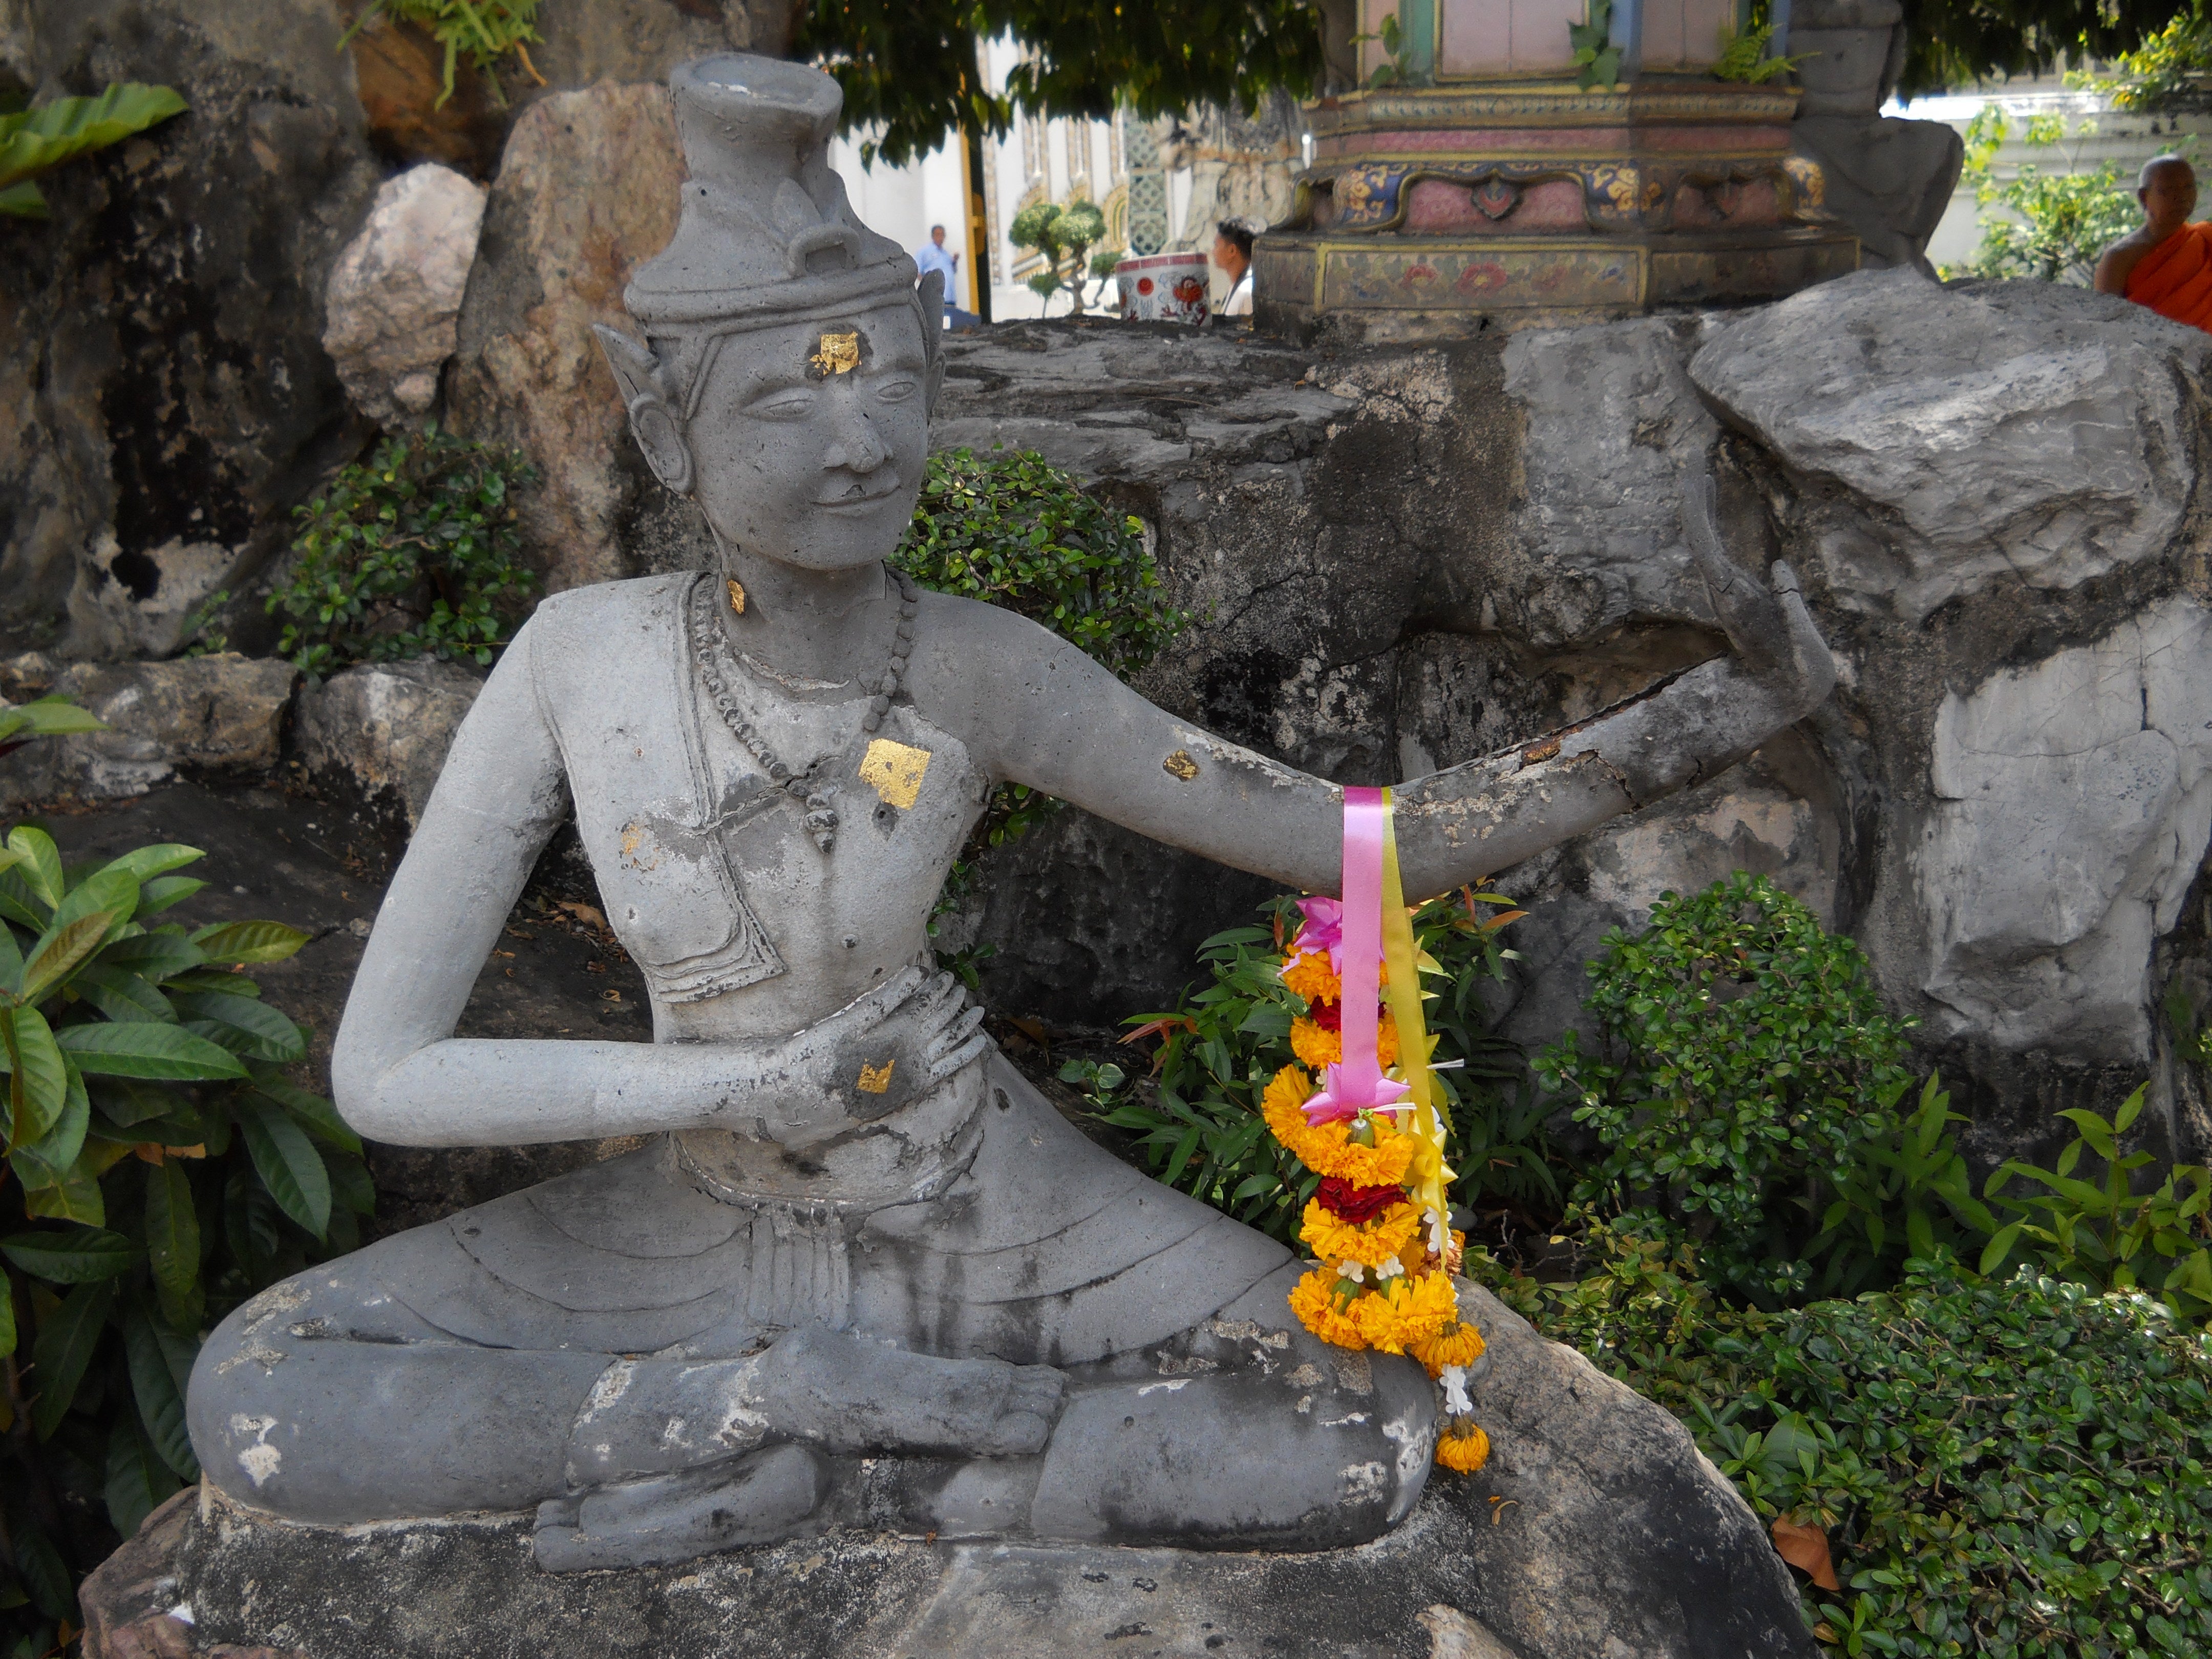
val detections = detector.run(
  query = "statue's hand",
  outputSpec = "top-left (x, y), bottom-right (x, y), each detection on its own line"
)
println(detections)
top-left (803, 966), bottom-right (990, 1122)
top-left (1681, 472), bottom-right (1837, 717)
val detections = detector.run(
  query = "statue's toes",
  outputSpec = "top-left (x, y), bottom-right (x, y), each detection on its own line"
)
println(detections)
top-left (534, 1444), bottom-right (826, 1571)
top-left (984, 1365), bottom-right (1066, 1454)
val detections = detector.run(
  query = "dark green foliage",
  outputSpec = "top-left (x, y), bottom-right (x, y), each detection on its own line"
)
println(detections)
top-left (0, 82), bottom-right (187, 220)
top-left (1899, 0), bottom-right (2187, 103)
top-left (269, 423), bottom-right (539, 679)
top-left (895, 446), bottom-right (1187, 934)
top-left (798, 0), bottom-right (1325, 169)
top-left (1489, 1236), bottom-right (2212, 1658)
top-left (0, 820), bottom-right (365, 1653)
top-left (1099, 890), bottom-right (1534, 1243)
top-left (1537, 872), bottom-right (1915, 1299)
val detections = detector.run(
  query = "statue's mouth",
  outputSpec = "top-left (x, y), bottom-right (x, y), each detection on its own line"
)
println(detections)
top-left (816, 467), bottom-right (902, 509)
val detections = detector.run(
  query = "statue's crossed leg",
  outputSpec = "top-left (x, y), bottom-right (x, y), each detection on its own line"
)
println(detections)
top-left (189, 1250), bottom-right (1436, 1568)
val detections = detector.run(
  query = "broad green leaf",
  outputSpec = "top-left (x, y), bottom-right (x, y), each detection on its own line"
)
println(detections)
top-left (166, 969), bottom-right (262, 997)
top-left (73, 963), bottom-right (179, 1024)
top-left (18, 910), bottom-right (116, 1005)
top-left (0, 918), bottom-right (19, 996)
top-left (325, 1150), bottom-right (376, 1216)
top-left (124, 1305), bottom-right (198, 1480)
top-left (23, 1174), bottom-right (104, 1225)
top-left (1980, 1220), bottom-right (2026, 1276)
top-left (14, 1056), bottom-right (92, 1177)
top-left (10, 1518), bottom-right (71, 1621)
top-left (170, 990), bottom-right (304, 1062)
top-left (237, 1095), bottom-right (331, 1239)
top-left (97, 844), bottom-right (202, 884)
top-left (49, 866), bottom-right (138, 938)
top-left (3, 1004), bottom-right (69, 1143)
top-left (98, 930), bottom-right (208, 986)
top-left (1, 695), bottom-right (104, 737)
top-left (145, 1158), bottom-right (202, 1333)
top-left (105, 1413), bottom-right (180, 1538)
top-left (29, 1277), bottom-right (115, 1438)
top-left (139, 875), bottom-right (208, 914)
top-left (0, 1226), bottom-right (136, 1284)
top-left (57, 1019), bottom-right (247, 1080)
top-left (192, 919), bottom-right (311, 965)
top-left (0, 83), bottom-right (189, 195)
top-left (5, 826), bottom-right (62, 909)
top-left (91, 1076), bottom-right (182, 1128)
top-left (253, 1074), bottom-right (360, 1155)
top-left (0, 1274), bottom-right (12, 1357)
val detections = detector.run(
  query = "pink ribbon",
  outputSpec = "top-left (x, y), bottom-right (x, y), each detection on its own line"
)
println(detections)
top-left (1304, 786), bottom-right (1410, 1126)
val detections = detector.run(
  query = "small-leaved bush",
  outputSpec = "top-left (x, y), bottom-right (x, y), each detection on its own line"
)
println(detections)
top-left (1484, 1235), bottom-right (2212, 1659)
top-left (1538, 871), bottom-right (1914, 1299)
top-left (270, 422), bottom-right (538, 679)
top-left (1942, 106), bottom-right (2144, 285)
top-left (1099, 890), bottom-right (1536, 1243)
top-left (1, 727), bottom-right (366, 1654)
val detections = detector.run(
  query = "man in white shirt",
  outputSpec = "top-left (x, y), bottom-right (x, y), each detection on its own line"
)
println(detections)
top-left (1212, 220), bottom-right (1254, 317)
top-left (913, 225), bottom-right (959, 300)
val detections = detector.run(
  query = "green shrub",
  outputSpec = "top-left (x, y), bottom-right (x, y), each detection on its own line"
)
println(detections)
top-left (0, 83), bottom-right (188, 220)
top-left (270, 423), bottom-right (538, 680)
top-left (1537, 872), bottom-right (1915, 1300)
top-left (1942, 107), bottom-right (2144, 285)
top-left (338, 0), bottom-right (545, 108)
top-left (0, 798), bottom-right (365, 1652)
top-left (1489, 1238), bottom-right (2212, 1658)
top-left (1007, 200), bottom-right (1112, 312)
top-left (1101, 890), bottom-right (1535, 1243)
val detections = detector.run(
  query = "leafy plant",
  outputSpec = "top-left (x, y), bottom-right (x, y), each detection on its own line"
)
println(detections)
top-left (339, 0), bottom-right (546, 108)
top-left (1538, 872), bottom-right (1916, 1300)
top-left (1712, 20), bottom-right (1809, 82)
top-left (1, 83), bottom-right (188, 220)
top-left (1009, 198), bottom-right (1113, 313)
top-left (1980, 1083), bottom-right (2212, 1322)
top-left (1108, 889), bottom-right (1530, 1243)
top-left (1798, 1072), bottom-right (1997, 1298)
top-left (1941, 106), bottom-right (2145, 285)
top-left (0, 822), bottom-right (367, 1655)
top-left (2071, 9), bottom-right (2212, 113)
top-left (1569, 0), bottom-right (1622, 91)
top-left (1355, 13), bottom-right (1413, 89)
top-left (0, 699), bottom-right (104, 764)
top-left (270, 422), bottom-right (539, 679)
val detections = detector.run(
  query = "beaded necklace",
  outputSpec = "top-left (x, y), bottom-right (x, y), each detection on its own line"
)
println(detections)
top-left (689, 568), bottom-right (920, 854)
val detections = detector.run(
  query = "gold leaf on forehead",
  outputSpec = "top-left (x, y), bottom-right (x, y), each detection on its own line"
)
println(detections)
top-left (860, 738), bottom-right (932, 809)
top-left (810, 331), bottom-right (861, 376)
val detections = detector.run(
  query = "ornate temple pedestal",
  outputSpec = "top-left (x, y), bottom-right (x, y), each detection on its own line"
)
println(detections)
top-left (1258, 80), bottom-right (1859, 339)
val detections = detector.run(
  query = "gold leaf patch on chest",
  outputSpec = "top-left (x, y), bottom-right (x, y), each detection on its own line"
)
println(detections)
top-left (859, 738), bottom-right (933, 809)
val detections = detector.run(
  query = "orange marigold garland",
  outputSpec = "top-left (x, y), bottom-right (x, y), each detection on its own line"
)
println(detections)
top-left (1263, 790), bottom-right (1490, 1475)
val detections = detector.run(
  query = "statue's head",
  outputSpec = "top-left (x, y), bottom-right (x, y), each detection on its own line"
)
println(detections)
top-left (594, 56), bottom-right (944, 572)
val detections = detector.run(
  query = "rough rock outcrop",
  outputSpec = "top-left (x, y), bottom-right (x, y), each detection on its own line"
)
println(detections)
top-left (292, 656), bottom-right (484, 827)
top-left (447, 82), bottom-right (695, 593)
top-left (0, 0), bottom-right (383, 657)
top-left (0, 653), bottom-right (298, 810)
top-left (936, 272), bottom-right (2212, 1169)
top-left (322, 164), bottom-right (488, 427)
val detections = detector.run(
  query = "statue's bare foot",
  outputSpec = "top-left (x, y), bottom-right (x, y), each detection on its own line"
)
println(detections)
top-left (534, 1442), bottom-right (826, 1571)
top-left (759, 1325), bottom-right (1065, 1457)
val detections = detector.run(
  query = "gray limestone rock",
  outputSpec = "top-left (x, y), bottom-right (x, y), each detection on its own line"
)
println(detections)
top-left (0, 0), bottom-right (382, 657)
top-left (1919, 597), bottom-right (2212, 1061)
top-left (1689, 269), bottom-right (2209, 621)
top-left (292, 656), bottom-right (485, 828)
top-left (322, 164), bottom-right (489, 427)
top-left (0, 653), bottom-right (298, 810)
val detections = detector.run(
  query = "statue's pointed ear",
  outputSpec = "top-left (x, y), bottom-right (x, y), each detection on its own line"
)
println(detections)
top-left (593, 324), bottom-right (693, 496)
top-left (914, 270), bottom-right (948, 414)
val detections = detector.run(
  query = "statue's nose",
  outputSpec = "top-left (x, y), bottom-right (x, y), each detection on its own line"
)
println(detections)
top-left (822, 385), bottom-right (886, 474)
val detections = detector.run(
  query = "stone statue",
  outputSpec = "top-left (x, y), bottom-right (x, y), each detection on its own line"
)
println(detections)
top-left (185, 53), bottom-right (1836, 1572)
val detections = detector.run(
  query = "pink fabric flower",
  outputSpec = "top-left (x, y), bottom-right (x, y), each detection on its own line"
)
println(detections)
top-left (1301, 1061), bottom-right (1411, 1126)
top-left (1291, 896), bottom-right (1345, 972)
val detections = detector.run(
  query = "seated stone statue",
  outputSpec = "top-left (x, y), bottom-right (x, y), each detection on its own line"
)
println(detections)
top-left (186, 54), bottom-right (1836, 1571)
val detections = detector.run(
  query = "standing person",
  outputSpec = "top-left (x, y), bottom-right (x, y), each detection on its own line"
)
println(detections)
top-left (2095, 155), bottom-right (2212, 331)
top-left (912, 223), bottom-right (960, 307)
top-left (1212, 219), bottom-right (1254, 317)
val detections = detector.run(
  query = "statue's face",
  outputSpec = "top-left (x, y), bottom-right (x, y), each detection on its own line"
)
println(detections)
top-left (685, 300), bottom-right (933, 571)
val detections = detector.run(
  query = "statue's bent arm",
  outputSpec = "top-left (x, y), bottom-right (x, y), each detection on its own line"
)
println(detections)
top-left (957, 552), bottom-right (1835, 901)
top-left (327, 620), bottom-right (882, 1148)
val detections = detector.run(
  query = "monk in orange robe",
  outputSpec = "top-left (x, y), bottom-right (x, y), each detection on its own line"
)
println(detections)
top-left (2096, 156), bottom-right (2212, 331)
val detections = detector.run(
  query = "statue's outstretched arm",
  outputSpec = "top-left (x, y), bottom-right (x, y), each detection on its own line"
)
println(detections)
top-left (968, 486), bottom-right (1836, 900)
top-left (331, 623), bottom-right (983, 1147)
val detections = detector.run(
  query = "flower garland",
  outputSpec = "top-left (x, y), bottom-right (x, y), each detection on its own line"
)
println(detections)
top-left (1263, 785), bottom-right (1491, 1476)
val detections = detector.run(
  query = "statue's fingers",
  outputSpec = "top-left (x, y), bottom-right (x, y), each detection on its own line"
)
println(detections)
top-left (929, 1027), bottom-right (994, 1081)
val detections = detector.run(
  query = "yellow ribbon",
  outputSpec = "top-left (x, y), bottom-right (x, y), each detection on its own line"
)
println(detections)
top-left (1378, 788), bottom-right (1455, 1224)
